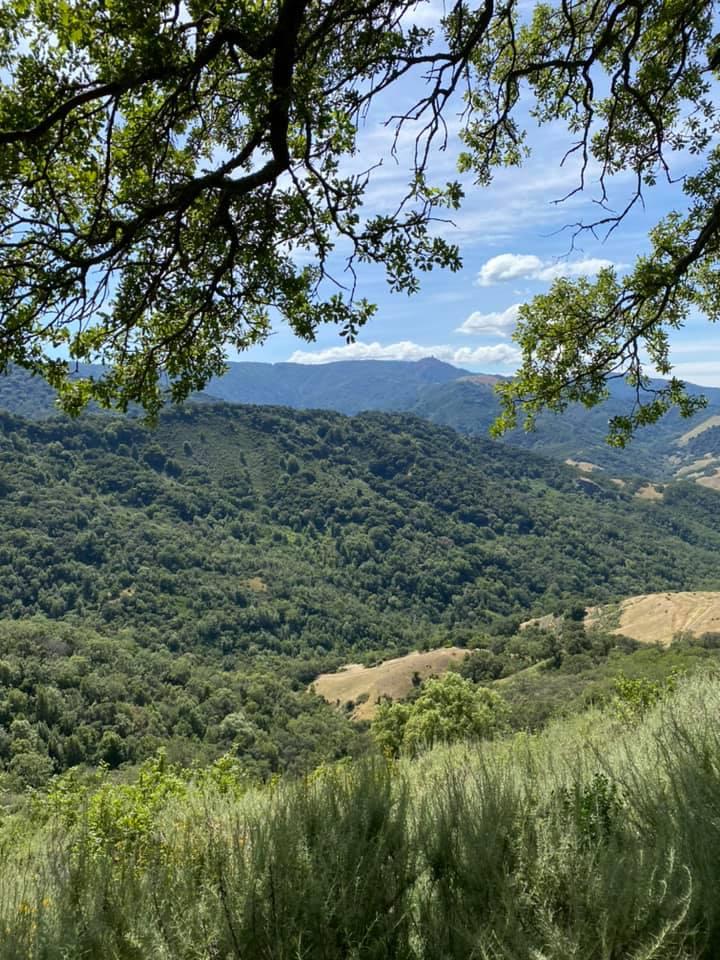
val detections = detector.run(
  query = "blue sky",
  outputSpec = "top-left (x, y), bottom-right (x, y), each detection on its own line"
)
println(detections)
top-left (236, 1), bottom-right (719, 387)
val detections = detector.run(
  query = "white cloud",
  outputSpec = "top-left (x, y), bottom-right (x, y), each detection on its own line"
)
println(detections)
top-left (456, 303), bottom-right (521, 337)
top-left (658, 363), bottom-right (720, 388)
top-left (289, 340), bottom-right (521, 367)
top-left (533, 257), bottom-right (618, 282)
top-left (476, 255), bottom-right (543, 286)
top-left (450, 344), bottom-right (522, 366)
top-left (476, 253), bottom-right (616, 286)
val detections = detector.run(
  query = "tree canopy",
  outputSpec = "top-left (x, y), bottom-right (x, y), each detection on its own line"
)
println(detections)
top-left (371, 672), bottom-right (509, 756)
top-left (0, 0), bottom-right (717, 433)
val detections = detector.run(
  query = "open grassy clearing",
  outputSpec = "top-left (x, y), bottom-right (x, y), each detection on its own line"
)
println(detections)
top-left (635, 482), bottom-right (665, 500)
top-left (587, 591), bottom-right (720, 646)
top-left (312, 648), bottom-right (465, 719)
top-left (675, 414), bottom-right (720, 446)
top-left (515, 591), bottom-right (720, 652)
top-left (697, 470), bottom-right (720, 490)
top-left (564, 458), bottom-right (603, 472)
top-left (676, 456), bottom-right (719, 477)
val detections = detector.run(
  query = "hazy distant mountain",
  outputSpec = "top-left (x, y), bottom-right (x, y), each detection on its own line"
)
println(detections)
top-left (5, 357), bottom-right (720, 481)
top-left (204, 359), bottom-right (720, 479)
top-left (205, 357), bottom-right (470, 413)
top-left (412, 375), bottom-right (720, 480)
top-left (0, 366), bottom-right (59, 419)
top-left (0, 357), bottom-right (467, 419)
top-left (0, 363), bottom-right (106, 420)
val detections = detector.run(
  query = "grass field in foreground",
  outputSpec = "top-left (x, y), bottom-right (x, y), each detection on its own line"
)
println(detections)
top-left (2, 670), bottom-right (720, 959)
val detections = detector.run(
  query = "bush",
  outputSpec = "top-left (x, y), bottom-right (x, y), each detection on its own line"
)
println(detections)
top-left (3, 674), bottom-right (720, 959)
top-left (371, 673), bottom-right (508, 757)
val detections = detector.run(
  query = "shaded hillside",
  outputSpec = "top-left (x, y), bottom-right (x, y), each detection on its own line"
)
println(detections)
top-left (0, 358), bottom-right (468, 418)
top-left (0, 366), bottom-right (60, 419)
top-left (6, 360), bottom-right (720, 480)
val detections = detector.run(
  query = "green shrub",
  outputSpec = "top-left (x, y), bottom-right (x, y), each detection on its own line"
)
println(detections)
top-left (3, 674), bottom-right (720, 959)
top-left (371, 673), bottom-right (508, 757)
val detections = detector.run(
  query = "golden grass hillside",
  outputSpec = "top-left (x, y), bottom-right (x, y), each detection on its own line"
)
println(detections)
top-left (675, 414), bottom-right (720, 446)
top-left (312, 648), bottom-right (465, 720)
top-left (635, 482), bottom-right (664, 500)
top-left (590, 591), bottom-right (720, 646)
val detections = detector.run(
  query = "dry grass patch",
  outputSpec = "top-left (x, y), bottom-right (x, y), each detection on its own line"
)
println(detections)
top-left (241, 576), bottom-right (267, 592)
top-left (697, 469), bottom-right (720, 491)
top-left (588, 591), bottom-right (720, 647)
top-left (635, 483), bottom-right (664, 501)
top-left (675, 414), bottom-right (720, 446)
top-left (520, 612), bottom-right (559, 632)
top-left (676, 456), bottom-right (718, 478)
top-left (565, 459), bottom-right (602, 473)
top-left (312, 648), bottom-right (466, 720)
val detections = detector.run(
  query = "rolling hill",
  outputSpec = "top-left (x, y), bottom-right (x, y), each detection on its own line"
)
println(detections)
top-left (587, 591), bottom-right (720, 646)
top-left (6, 359), bottom-right (720, 482)
top-left (312, 648), bottom-right (466, 720)
top-left (2, 400), bottom-right (720, 778)
top-left (4, 402), bottom-right (720, 646)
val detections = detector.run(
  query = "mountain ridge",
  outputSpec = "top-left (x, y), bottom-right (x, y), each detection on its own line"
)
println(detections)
top-left (4, 358), bottom-right (720, 480)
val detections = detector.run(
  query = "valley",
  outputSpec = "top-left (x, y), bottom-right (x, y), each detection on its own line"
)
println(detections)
top-left (3, 382), bottom-right (720, 959)
top-left (2, 398), bottom-right (720, 789)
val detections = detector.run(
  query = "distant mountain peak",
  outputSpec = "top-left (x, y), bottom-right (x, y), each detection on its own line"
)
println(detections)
top-left (415, 356), bottom-right (457, 369)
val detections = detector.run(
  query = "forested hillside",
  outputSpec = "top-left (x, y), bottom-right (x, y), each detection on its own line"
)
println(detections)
top-left (2, 402), bottom-right (720, 788)
top-left (6, 360), bottom-right (720, 480)
top-left (5, 403), bottom-right (720, 640)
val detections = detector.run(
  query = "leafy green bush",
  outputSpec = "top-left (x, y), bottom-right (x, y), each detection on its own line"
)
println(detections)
top-left (371, 673), bottom-right (508, 757)
top-left (611, 670), bottom-right (679, 723)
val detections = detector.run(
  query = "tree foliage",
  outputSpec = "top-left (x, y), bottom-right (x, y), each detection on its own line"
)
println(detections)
top-left (372, 672), bottom-right (509, 756)
top-left (0, 0), bottom-right (717, 429)
top-left (473, 0), bottom-right (720, 441)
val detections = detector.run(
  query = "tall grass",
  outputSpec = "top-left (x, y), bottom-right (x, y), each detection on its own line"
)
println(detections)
top-left (2, 672), bottom-right (720, 959)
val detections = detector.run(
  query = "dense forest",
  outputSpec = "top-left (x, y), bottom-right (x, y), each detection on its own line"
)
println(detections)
top-left (6, 402), bottom-right (720, 641)
top-left (2, 402), bottom-right (720, 789)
